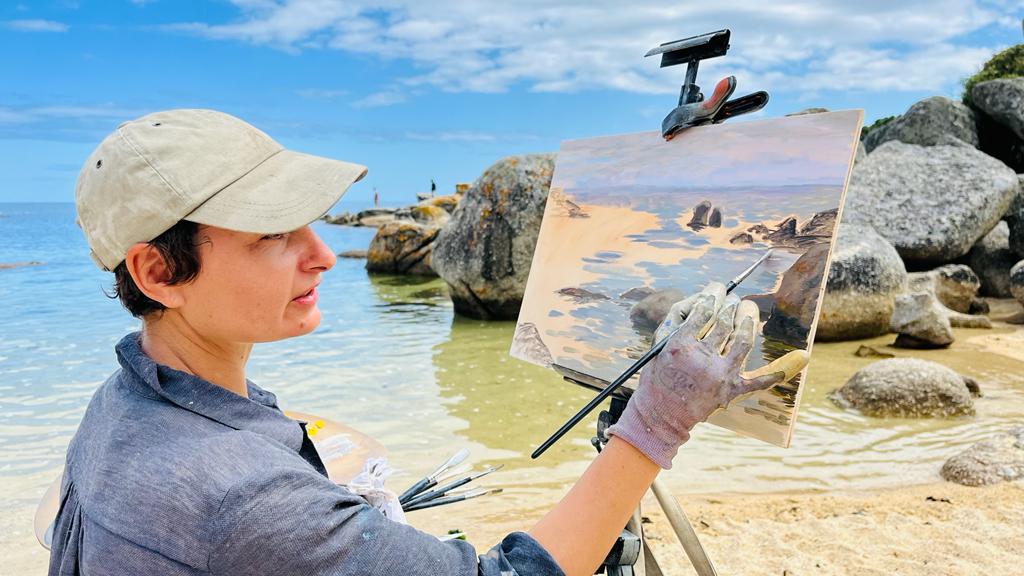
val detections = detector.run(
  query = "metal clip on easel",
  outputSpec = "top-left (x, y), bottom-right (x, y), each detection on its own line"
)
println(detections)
top-left (646, 29), bottom-right (768, 140)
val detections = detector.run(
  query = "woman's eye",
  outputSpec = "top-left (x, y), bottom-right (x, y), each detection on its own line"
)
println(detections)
top-left (261, 233), bottom-right (288, 241)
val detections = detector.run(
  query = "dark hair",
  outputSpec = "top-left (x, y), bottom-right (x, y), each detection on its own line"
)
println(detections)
top-left (110, 220), bottom-right (203, 318)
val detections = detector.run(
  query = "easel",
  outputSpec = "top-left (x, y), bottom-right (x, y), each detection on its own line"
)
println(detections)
top-left (545, 30), bottom-right (770, 575)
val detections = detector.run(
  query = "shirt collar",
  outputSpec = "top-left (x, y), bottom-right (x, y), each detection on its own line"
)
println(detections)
top-left (115, 331), bottom-right (305, 453)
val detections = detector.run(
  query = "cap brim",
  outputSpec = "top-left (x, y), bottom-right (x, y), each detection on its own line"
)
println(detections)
top-left (183, 149), bottom-right (367, 233)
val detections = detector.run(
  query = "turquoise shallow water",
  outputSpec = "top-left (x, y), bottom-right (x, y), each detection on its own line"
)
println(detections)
top-left (2, 202), bottom-right (1024, 573)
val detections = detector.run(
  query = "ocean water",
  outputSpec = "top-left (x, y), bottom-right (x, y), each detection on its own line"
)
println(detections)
top-left (2, 202), bottom-right (1024, 573)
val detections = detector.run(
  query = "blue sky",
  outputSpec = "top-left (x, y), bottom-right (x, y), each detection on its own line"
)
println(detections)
top-left (1, 0), bottom-right (1021, 206)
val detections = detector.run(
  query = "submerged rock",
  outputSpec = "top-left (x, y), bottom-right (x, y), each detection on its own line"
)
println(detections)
top-left (0, 261), bottom-right (43, 270)
top-left (854, 345), bottom-right (894, 358)
top-left (831, 358), bottom-right (976, 417)
top-left (817, 223), bottom-right (907, 341)
top-left (432, 154), bottom-right (556, 319)
top-left (941, 427), bottom-right (1024, 486)
top-left (366, 221), bottom-right (439, 276)
top-left (862, 96), bottom-right (979, 152)
top-left (843, 141), bottom-right (1018, 265)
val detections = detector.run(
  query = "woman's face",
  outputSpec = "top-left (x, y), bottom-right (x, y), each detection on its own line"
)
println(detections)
top-left (172, 224), bottom-right (336, 344)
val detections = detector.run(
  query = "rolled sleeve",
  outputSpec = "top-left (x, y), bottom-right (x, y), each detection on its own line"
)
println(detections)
top-left (208, 466), bottom-right (564, 576)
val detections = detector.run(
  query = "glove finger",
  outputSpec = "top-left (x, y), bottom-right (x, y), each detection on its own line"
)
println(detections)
top-left (690, 281), bottom-right (727, 339)
top-left (699, 281), bottom-right (727, 309)
top-left (723, 316), bottom-right (756, 369)
top-left (655, 293), bottom-right (700, 342)
top-left (701, 294), bottom-right (740, 354)
top-left (676, 293), bottom-right (718, 339)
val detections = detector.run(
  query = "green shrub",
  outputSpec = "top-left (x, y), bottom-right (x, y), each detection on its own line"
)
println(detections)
top-left (861, 115), bottom-right (897, 139)
top-left (963, 44), bottom-right (1024, 106)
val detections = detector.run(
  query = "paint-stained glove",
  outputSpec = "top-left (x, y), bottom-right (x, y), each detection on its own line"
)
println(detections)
top-left (606, 282), bottom-right (809, 469)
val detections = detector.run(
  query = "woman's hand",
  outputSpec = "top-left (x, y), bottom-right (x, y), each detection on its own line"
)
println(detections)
top-left (606, 283), bottom-right (809, 468)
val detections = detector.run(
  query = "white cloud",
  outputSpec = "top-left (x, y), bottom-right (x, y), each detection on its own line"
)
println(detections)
top-left (294, 87), bottom-right (349, 99)
top-left (351, 90), bottom-right (407, 108)
top-left (164, 0), bottom-right (1014, 99)
top-left (3, 19), bottom-right (69, 32)
top-left (405, 130), bottom-right (498, 143)
top-left (0, 104), bottom-right (142, 125)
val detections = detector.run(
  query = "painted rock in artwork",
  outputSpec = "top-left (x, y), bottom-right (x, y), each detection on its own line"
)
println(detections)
top-left (762, 243), bottom-right (829, 346)
top-left (629, 288), bottom-right (686, 336)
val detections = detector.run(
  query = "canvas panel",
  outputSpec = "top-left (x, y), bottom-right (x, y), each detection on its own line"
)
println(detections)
top-left (512, 110), bottom-right (863, 447)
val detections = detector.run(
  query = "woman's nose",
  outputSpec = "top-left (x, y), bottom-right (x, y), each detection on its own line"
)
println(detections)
top-left (299, 226), bottom-right (336, 272)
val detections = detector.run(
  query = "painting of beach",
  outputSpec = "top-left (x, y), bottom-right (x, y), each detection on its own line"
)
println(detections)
top-left (512, 110), bottom-right (863, 446)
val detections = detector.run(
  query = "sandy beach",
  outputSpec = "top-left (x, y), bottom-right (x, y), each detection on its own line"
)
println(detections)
top-left (639, 482), bottom-right (1024, 576)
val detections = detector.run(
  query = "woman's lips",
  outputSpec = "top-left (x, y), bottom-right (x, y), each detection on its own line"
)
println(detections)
top-left (292, 286), bottom-right (318, 306)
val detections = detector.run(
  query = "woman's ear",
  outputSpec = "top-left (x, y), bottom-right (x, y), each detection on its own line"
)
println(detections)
top-left (123, 243), bottom-right (186, 309)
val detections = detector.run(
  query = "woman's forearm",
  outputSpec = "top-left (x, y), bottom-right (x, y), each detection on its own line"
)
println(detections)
top-left (528, 436), bottom-right (660, 576)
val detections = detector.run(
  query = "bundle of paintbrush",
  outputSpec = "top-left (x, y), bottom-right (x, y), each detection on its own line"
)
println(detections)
top-left (398, 448), bottom-right (503, 512)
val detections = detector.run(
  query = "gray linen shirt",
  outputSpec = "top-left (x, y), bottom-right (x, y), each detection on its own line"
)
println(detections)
top-left (48, 332), bottom-right (564, 575)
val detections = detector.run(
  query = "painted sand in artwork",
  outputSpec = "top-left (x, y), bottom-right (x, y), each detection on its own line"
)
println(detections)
top-left (512, 110), bottom-right (863, 446)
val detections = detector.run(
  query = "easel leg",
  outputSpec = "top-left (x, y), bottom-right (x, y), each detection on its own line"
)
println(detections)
top-left (650, 479), bottom-right (717, 576)
top-left (625, 507), bottom-right (646, 576)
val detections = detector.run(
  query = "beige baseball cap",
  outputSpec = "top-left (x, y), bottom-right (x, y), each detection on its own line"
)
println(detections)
top-left (75, 109), bottom-right (367, 271)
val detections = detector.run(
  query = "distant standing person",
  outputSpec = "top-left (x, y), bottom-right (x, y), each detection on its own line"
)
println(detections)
top-left (430, 178), bottom-right (436, 197)
top-left (373, 186), bottom-right (378, 207)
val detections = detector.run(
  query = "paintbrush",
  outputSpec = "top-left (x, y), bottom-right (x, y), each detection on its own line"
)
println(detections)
top-left (398, 448), bottom-right (471, 504)
top-left (531, 249), bottom-right (774, 459)
top-left (403, 465), bottom-right (504, 509)
top-left (403, 488), bottom-right (504, 512)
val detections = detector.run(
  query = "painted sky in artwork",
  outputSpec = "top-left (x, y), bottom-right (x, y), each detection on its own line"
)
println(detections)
top-left (554, 111), bottom-right (861, 191)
